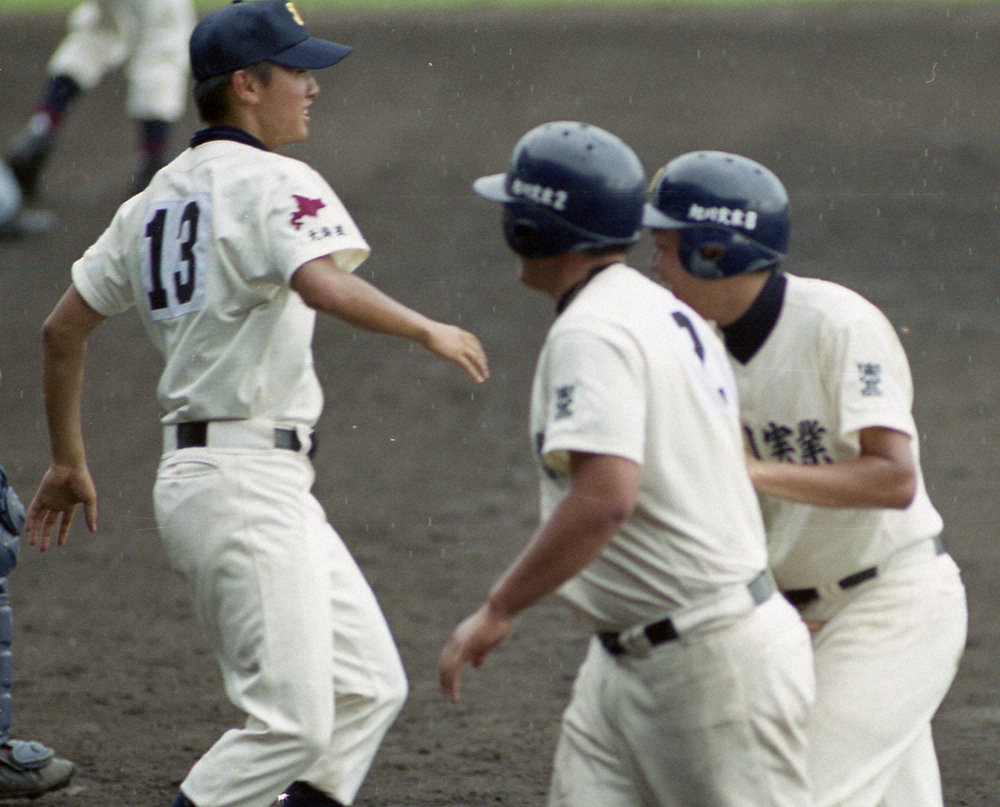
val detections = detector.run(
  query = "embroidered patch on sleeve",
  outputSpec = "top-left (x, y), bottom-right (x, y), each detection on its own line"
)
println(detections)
top-left (290, 195), bottom-right (326, 230)
top-left (554, 384), bottom-right (575, 419)
top-left (857, 362), bottom-right (883, 396)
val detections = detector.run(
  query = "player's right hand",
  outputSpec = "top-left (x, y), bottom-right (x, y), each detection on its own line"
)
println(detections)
top-left (25, 463), bottom-right (98, 552)
top-left (438, 602), bottom-right (512, 703)
top-left (421, 323), bottom-right (490, 384)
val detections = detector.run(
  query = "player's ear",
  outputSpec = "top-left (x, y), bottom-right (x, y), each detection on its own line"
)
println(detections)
top-left (230, 69), bottom-right (263, 105)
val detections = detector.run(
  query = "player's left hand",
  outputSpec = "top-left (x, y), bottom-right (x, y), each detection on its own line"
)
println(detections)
top-left (420, 323), bottom-right (490, 384)
top-left (25, 463), bottom-right (98, 552)
top-left (438, 603), bottom-right (512, 703)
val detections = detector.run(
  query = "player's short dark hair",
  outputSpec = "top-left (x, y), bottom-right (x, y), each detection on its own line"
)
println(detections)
top-left (193, 61), bottom-right (275, 124)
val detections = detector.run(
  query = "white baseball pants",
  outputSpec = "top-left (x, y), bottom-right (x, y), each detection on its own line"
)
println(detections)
top-left (547, 593), bottom-right (815, 807)
top-left (799, 551), bottom-right (966, 807)
top-left (47, 0), bottom-right (193, 121)
top-left (154, 447), bottom-right (407, 807)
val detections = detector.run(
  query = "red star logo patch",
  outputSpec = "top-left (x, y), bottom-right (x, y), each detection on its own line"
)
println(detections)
top-left (290, 195), bottom-right (326, 230)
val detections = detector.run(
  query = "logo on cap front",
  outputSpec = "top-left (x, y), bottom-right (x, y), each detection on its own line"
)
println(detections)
top-left (286, 1), bottom-right (305, 25)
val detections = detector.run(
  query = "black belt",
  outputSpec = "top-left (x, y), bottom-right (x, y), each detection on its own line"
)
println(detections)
top-left (598, 571), bottom-right (773, 656)
top-left (176, 421), bottom-right (317, 458)
top-left (782, 535), bottom-right (945, 609)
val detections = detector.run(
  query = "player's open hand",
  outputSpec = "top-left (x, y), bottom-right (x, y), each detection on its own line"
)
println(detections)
top-left (438, 602), bottom-right (512, 703)
top-left (421, 323), bottom-right (490, 384)
top-left (25, 463), bottom-right (98, 552)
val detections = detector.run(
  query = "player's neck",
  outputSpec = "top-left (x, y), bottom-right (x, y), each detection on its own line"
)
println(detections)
top-left (520, 251), bottom-right (624, 301)
top-left (708, 271), bottom-right (773, 327)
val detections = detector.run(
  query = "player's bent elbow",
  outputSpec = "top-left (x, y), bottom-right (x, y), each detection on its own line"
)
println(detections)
top-left (879, 466), bottom-right (917, 509)
top-left (41, 315), bottom-right (84, 358)
top-left (888, 479), bottom-right (917, 509)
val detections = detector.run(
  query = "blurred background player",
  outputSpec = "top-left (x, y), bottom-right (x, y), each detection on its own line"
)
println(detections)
top-left (0, 158), bottom-right (53, 240)
top-left (6, 0), bottom-right (195, 201)
top-left (644, 150), bottom-right (967, 807)
top-left (0, 366), bottom-right (74, 799)
top-left (440, 122), bottom-right (813, 807)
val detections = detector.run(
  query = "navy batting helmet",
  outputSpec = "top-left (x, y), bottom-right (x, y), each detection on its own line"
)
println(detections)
top-left (473, 121), bottom-right (646, 259)
top-left (643, 151), bottom-right (790, 279)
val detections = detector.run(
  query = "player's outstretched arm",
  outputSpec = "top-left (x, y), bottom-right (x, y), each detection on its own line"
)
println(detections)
top-left (291, 257), bottom-right (489, 383)
top-left (439, 453), bottom-right (639, 702)
top-left (26, 285), bottom-right (106, 551)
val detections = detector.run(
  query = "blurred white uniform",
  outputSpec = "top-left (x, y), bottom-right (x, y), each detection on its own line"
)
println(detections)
top-left (533, 263), bottom-right (815, 807)
top-left (48, 0), bottom-right (194, 122)
top-left (69, 131), bottom-right (407, 807)
top-left (724, 271), bottom-right (967, 807)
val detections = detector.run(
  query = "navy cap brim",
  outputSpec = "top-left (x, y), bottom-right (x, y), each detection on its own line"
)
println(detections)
top-left (270, 36), bottom-right (353, 70)
top-left (642, 203), bottom-right (687, 230)
top-left (472, 173), bottom-right (510, 202)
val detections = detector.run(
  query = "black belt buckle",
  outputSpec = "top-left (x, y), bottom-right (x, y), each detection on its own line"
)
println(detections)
top-left (176, 421), bottom-right (208, 449)
top-left (176, 422), bottom-right (316, 458)
top-left (783, 565), bottom-right (878, 609)
top-left (598, 617), bottom-right (678, 656)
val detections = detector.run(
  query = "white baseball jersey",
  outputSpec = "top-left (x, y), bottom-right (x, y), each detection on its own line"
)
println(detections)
top-left (721, 270), bottom-right (966, 807)
top-left (70, 129), bottom-right (406, 807)
top-left (728, 272), bottom-right (943, 589)
top-left (531, 263), bottom-right (768, 629)
top-left (535, 263), bottom-right (814, 807)
top-left (71, 134), bottom-right (370, 427)
top-left (49, 0), bottom-right (195, 121)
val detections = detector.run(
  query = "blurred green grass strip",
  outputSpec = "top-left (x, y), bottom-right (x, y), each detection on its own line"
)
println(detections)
top-left (0, 0), bottom-right (897, 15)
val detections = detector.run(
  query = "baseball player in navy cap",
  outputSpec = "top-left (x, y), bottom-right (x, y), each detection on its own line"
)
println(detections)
top-left (26, 3), bottom-right (489, 807)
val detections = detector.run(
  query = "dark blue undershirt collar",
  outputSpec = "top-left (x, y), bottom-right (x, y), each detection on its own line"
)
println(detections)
top-left (720, 270), bottom-right (787, 364)
top-left (190, 125), bottom-right (270, 151)
top-left (556, 263), bottom-right (614, 315)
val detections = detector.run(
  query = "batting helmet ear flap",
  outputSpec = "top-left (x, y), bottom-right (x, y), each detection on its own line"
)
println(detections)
top-left (679, 225), bottom-right (786, 279)
top-left (646, 151), bottom-right (790, 279)
top-left (502, 200), bottom-right (632, 259)
top-left (502, 205), bottom-right (552, 258)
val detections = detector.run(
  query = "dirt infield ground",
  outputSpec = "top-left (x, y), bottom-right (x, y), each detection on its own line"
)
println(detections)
top-left (1, 2), bottom-right (999, 805)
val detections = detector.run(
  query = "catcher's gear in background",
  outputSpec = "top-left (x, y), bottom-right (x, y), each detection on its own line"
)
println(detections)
top-left (643, 150), bottom-right (789, 278)
top-left (0, 466), bottom-right (74, 795)
top-left (473, 121), bottom-right (646, 258)
top-left (0, 464), bottom-right (24, 742)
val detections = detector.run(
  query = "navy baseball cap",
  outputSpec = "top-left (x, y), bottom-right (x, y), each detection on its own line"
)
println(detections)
top-left (190, 0), bottom-right (353, 81)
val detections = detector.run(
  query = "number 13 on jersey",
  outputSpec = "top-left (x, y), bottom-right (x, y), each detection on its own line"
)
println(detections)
top-left (141, 195), bottom-right (211, 321)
